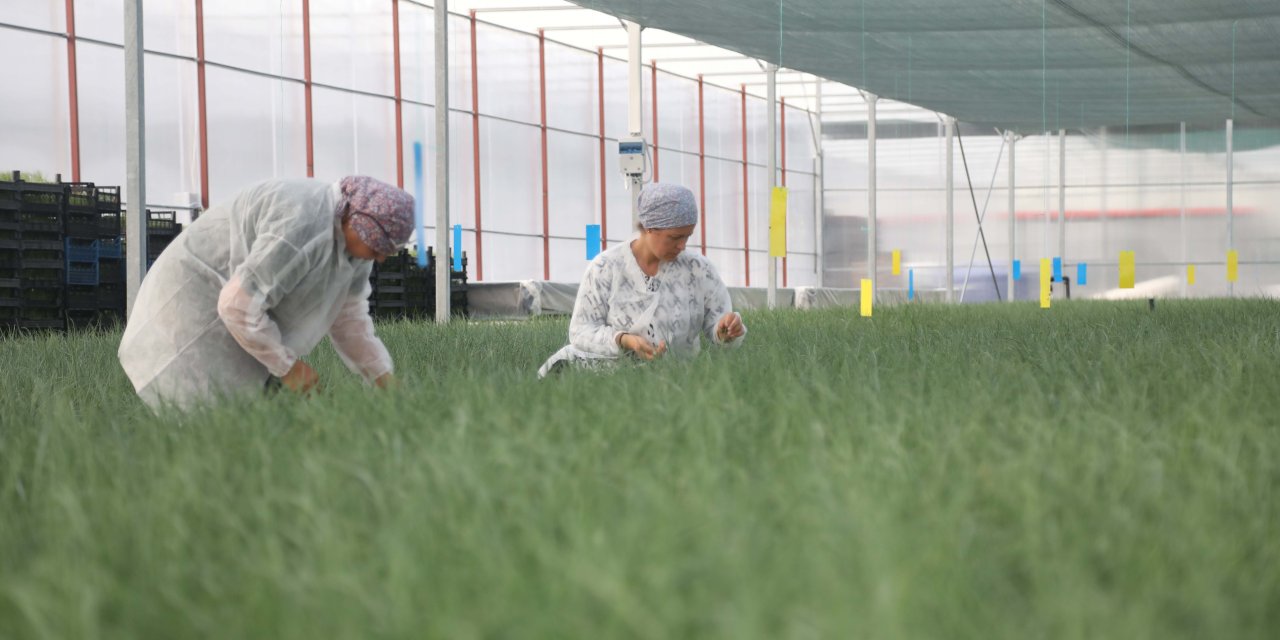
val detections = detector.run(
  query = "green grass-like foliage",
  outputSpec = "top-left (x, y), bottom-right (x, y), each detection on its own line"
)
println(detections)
top-left (1, 300), bottom-right (1278, 638)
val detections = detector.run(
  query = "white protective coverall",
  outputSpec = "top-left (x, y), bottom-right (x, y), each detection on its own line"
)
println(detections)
top-left (118, 179), bottom-right (392, 410)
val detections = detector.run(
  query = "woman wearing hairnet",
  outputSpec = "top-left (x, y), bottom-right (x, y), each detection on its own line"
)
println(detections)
top-left (538, 183), bottom-right (746, 377)
top-left (118, 176), bottom-right (414, 410)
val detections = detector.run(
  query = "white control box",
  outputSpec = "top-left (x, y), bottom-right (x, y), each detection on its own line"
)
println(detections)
top-left (618, 137), bottom-right (646, 177)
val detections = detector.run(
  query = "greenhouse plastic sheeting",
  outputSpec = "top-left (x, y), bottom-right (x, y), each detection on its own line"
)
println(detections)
top-left (567, 0), bottom-right (1280, 131)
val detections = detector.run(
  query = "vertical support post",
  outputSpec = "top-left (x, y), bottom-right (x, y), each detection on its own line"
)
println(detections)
top-left (598, 47), bottom-right (607, 250)
top-left (1226, 118), bottom-right (1234, 297)
top-left (302, 0), bottom-right (314, 177)
top-left (124, 0), bottom-right (147, 313)
top-left (539, 29), bottom-right (550, 281)
top-left (65, 0), bottom-right (81, 182)
top-left (1180, 121), bottom-right (1187, 297)
top-left (945, 116), bottom-right (954, 302)
top-left (1099, 127), bottom-right (1108, 257)
top-left (866, 92), bottom-right (878, 296)
top-left (392, 0), bottom-right (404, 188)
top-left (741, 84), bottom-right (750, 286)
top-left (651, 60), bottom-right (659, 182)
top-left (469, 10), bottom-right (484, 280)
top-left (1007, 130), bottom-right (1016, 302)
top-left (697, 74), bottom-right (706, 256)
top-left (626, 20), bottom-right (642, 227)
top-left (1058, 128), bottom-right (1066, 270)
top-left (815, 79), bottom-right (824, 286)
top-left (195, 0), bottom-right (209, 208)
top-left (781, 95), bottom-right (787, 288)
top-left (434, 0), bottom-right (450, 322)
top-left (766, 64), bottom-right (777, 308)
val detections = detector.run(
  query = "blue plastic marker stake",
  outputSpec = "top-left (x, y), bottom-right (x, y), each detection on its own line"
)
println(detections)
top-left (453, 224), bottom-right (462, 271)
top-left (586, 224), bottom-right (602, 260)
top-left (1012, 259), bottom-right (1022, 281)
top-left (1077, 262), bottom-right (1087, 286)
top-left (413, 142), bottom-right (427, 268)
top-left (1052, 257), bottom-right (1063, 282)
top-left (908, 269), bottom-right (914, 301)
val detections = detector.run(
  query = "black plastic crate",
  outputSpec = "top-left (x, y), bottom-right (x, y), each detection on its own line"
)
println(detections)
top-left (65, 213), bottom-right (99, 239)
top-left (0, 269), bottom-right (17, 288)
top-left (0, 236), bottom-right (16, 251)
top-left (66, 287), bottom-right (97, 310)
top-left (146, 210), bottom-right (179, 235)
top-left (19, 318), bottom-right (64, 331)
top-left (98, 260), bottom-right (123, 283)
top-left (20, 256), bottom-right (64, 270)
top-left (95, 186), bottom-right (121, 212)
top-left (98, 285), bottom-right (125, 308)
top-left (99, 211), bottom-right (120, 236)
top-left (65, 183), bottom-right (97, 212)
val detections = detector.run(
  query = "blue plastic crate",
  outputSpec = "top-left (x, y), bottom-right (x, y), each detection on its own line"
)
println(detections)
top-left (65, 238), bottom-right (99, 264)
top-left (98, 238), bottom-right (123, 259)
top-left (66, 263), bottom-right (99, 286)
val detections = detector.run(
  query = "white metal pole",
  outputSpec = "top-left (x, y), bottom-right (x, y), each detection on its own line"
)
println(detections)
top-left (124, 0), bottom-right (147, 315)
top-left (945, 116), bottom-right (954, 302)
top-left (1058, 128), bottom-right (1066, 273)
top-left (815, 80), bottom-right (824, 287)
top-left (1226, 118), bottom-right (1234, 297)
top-left (1007, 131), bottom-right (1016, 302)
top-left (626, 20), bottom-right (643, 228)
top-left (1180, 121), bottom-right (1187, 297)
top-left (867, 92), bottom-right (878, 296)
top-left (766, 64), bottom-right (777, 308)
top-left (434, 0), bottom-right (450, 322)
top-left (1099, 127), bottom-right (1108, 259)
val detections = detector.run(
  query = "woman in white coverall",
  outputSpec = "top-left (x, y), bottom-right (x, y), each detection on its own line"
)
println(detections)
top-left (537, 183), bottom-right (746, 377)
top-left (118, 176), bottom-right (414, 410)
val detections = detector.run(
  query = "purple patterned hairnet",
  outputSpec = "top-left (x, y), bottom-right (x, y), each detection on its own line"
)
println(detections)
top-left (637, 183), bottom-right (698, 229)
top-left (337, 176), bottom-right (415, 255)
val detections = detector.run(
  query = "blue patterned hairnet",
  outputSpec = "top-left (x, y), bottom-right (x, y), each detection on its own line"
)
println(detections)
top-left (637, 183), bottom-right (698, 229)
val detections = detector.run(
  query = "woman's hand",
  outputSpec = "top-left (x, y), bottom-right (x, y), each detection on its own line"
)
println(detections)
top-left (281, 360), bottom-right (321, 394)
top-left (715, 312), bottom-right (745, 342)
top-left (619, 333), bottom-right (668, 361)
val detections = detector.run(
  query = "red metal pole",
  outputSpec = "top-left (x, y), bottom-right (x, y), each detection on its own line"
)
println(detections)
top-left (195, 0), bottom-right (209, 208)
top-left (697, 74), bottom-right (706, 256)
top-left (64, 0), bottom-right (80, 182)
top-left (302, 0), bottom-right (314, 177)
top-left (470, 11), bottom-right (484, 280)
top-left (539, 29), bottom-right (550, 280)
top-left (741, 84), bottom-right (750, 286)
top-left (392, 0), bottom-right (404, 189)
top-left (781, 97), bottom-right (787, 287)
top-left (651, 60), bottom-right (659, 182)
top-left (598, 47), bottom-right (607, 250)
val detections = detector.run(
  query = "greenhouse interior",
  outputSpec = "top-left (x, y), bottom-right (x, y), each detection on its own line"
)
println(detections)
top-left (1, 1), bottom-right (1278, 637)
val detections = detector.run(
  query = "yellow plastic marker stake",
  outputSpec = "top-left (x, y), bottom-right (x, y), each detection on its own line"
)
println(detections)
top-left (1040, 258), bottom-right (1052, 308)
top-left (891, 250), bottom-right (902, 275)
top-left (860, 279), bottom-right (873, 317)
top-left (1227, 250), bottom-right (1239, 282)
top-left (1119, 251), bottom-right (1136, 289)
top-left (769, 187), bottom-right (788, 258)
top-left (1187, 264), bottom-right (1196, 285)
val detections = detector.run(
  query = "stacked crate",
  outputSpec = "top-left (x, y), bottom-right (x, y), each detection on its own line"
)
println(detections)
top-left (64, 183), bottom-right (102, 329)
top-left (367, 248), bottom-right (468, 321)
top-left (0, 174), bottom-right (68, 331)
top-left (95, 186), bottom-right (125, 324)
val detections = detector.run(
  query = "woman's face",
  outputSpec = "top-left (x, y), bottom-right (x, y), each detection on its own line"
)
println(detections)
top-left (642, 224), bottom-right (696, 262)
top-left (342, 219), bottom-right (388, 263)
